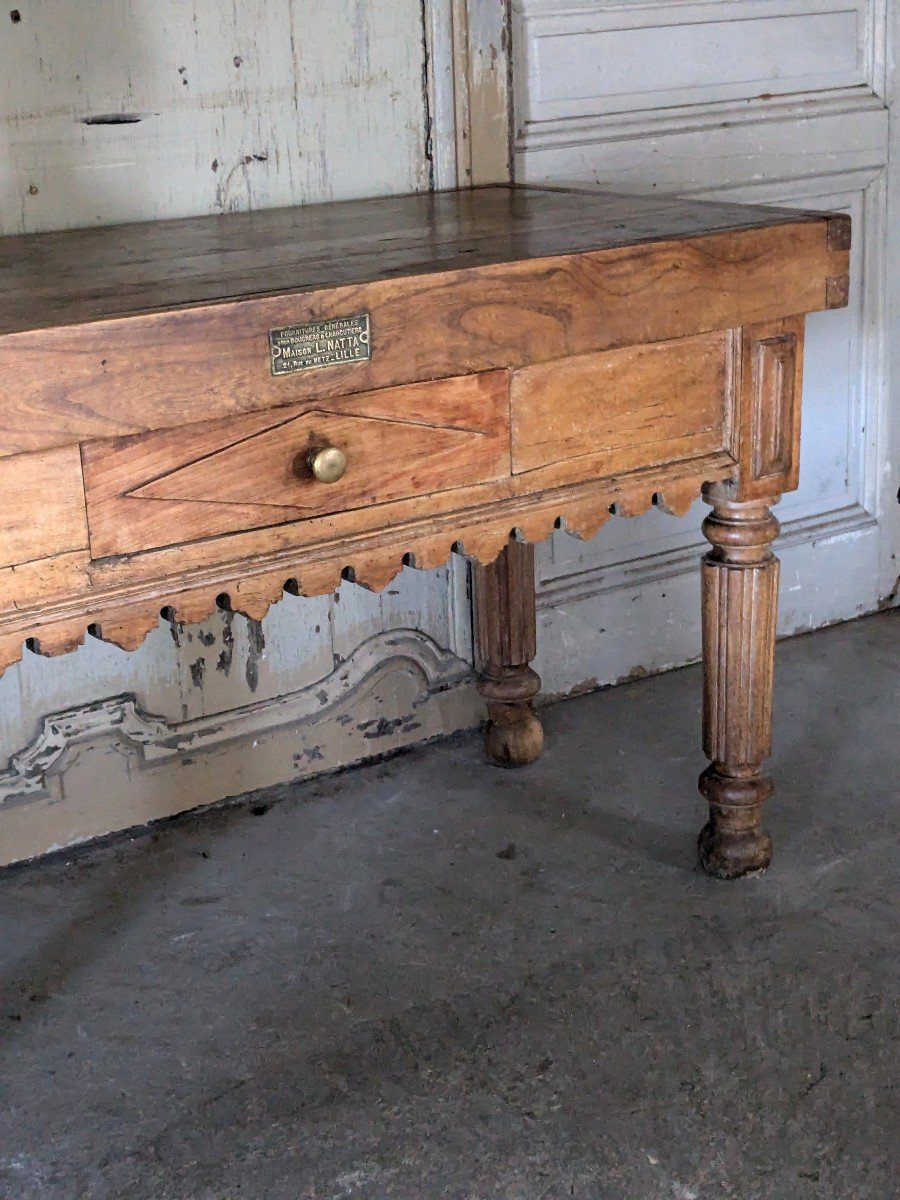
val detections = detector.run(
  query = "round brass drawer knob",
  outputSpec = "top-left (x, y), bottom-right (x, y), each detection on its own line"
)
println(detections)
top-left (308, 446), bottom-right (347, 484)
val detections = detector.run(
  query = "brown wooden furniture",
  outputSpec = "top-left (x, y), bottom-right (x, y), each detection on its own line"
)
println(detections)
top-left (0, 186), bottom-right (850, 877)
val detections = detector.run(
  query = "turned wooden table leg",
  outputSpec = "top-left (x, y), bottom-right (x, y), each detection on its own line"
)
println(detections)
top-left (698, 483), bottom-right (782, 879)
top-left (473, 538), bottom-right (544, 766)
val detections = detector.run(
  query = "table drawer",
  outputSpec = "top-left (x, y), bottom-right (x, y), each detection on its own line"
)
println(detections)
top-left (510, 330), bottom-right (734, 484)
top-left (82, 372), bottom-right (510, 558)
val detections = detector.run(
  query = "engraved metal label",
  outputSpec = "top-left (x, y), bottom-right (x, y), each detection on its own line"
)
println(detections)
top-left (269, 313), bottom-right (371, 376)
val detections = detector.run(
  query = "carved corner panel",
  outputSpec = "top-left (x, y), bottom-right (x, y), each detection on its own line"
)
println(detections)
top-left (735, 317), bottom-right (805, 501)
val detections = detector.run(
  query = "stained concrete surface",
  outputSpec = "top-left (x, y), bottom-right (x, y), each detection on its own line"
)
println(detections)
top-left (0, 611), bottom-right (896, 1200)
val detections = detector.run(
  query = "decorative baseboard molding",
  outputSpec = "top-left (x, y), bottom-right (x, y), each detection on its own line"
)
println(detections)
top-left (0, 629), bottom-right (471, 803)
top-left (3, 628), bottom-right (472, 806)
top-left (515, 91), bottom-right (886, 156)
top-left (538, 503), bottom-right (878, 609)
top-left (0, 695), bottom-right (169, 799)
top-left (0, 629), bottom-right (480, 865)
top-left (535, 501), bottom-right (888, 699)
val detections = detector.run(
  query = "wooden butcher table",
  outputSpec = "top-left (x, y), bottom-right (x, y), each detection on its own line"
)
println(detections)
top-left (0, 186), bottom-right (850, 877)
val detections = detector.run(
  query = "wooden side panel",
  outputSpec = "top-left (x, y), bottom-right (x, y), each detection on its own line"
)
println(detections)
top-left (511, 330), bottom-right (732, 482)
top-left (0, 446), bottom-right (88, 568)
top-left (0, 221), bottom-right (844, 457)
top-left (82, 372), bottom-right (511, 558)
top-left (751, 337), bottom-right (796, 480)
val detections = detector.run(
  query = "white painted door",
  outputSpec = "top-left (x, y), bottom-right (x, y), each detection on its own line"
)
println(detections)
top-left (512, 0), bottom-right (898, 695)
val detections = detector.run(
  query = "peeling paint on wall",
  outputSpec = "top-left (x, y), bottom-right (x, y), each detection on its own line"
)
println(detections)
top-left (452, 0), bottom-right (511, 186)
top-left (245, 619), bottom-right (266, 693)
top-left (0, 0), bottom-right (430, 234)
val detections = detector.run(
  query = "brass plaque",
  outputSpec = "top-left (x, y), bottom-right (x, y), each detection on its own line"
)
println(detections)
top-left (269, 313), bottom-right (371, 376)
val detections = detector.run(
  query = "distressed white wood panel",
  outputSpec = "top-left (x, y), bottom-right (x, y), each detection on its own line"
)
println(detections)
top-left (514, 0), bottom-right (880, 128)
top-left (516, 96), bottom-right (888, 189)
top-left (6, 624), bottom-right (185, 752)
top-left (0, 659), bottom-right (21, 756)
top-left (174, 597), bottom-right (335, 722)
top-left (0, 0), bottom-right (428, 234)
top-left (515, 0), bottom-right (894, 697)
top-left (424, 0), bottom-right (459, 188)
top-left (171, 566), bottom-right (468, 724)
top-left (449, 0), bottom-right (512, 185)
top-left (0, 632), bottom-right (482, 865)
top-left (329, 565), bottom-right (465, 660)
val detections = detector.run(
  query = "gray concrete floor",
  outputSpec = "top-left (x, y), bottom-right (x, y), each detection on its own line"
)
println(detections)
top-left (0, 612), bottom-right (897, 1200)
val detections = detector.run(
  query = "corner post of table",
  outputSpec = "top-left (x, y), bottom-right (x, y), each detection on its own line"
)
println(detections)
top-left (698, 482), bottom-right (781, 878)
top-left (696, 313), bottom-right (811, 878)
top-left (473, 538), bottom-right (544, 767)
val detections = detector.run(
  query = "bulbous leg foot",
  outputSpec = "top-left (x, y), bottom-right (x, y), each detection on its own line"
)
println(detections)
top-left (473, 540), bottom-right (544, 769)
top-left (697, 767), bottom-right (775, 879)
top-left (484, 700), bottom-right (544, 767)
top-left (698, 821), bottom-right (773, 880)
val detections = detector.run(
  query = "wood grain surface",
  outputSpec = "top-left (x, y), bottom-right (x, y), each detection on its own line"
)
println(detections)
top-left (698, 482), bottom-right (782, 878)
top-left (0, 453), bottom-right (734, 670)
top-left (0, 186), bottom-right (838, 335)
top-left (735, 317), bottom-right (805, 499)
top-left (0, 213), bottom-right (847, 459)
top-left (82, 372), bottom-right (509, 557)
top-left (511, 330), bottom-right (733, 481)
top-left (0, 446), bottom-right (88, 568)
top-left (474, 539), bottom-right (544, 767)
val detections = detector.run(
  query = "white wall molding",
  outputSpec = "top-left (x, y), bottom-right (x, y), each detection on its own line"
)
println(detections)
top-left (515, 91), bottom-right (886, 155)
top-left (517, 106), bottom-right (888, 194)
top-left (513, 0), bottom-right (886, 129)
top-left (0, 628), bottom-right (481, 865)
top-left (538, 504), bottom-right (878, 610)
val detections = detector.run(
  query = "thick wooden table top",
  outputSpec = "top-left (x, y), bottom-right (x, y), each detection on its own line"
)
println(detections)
top-left (0, 185), bottom-right (832, 335)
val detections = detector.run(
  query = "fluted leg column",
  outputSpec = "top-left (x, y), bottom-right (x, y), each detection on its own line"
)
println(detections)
top-left (698, 483), bottom-right (781, 878)
top-left (473, 538), bottom-right (544, 767)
